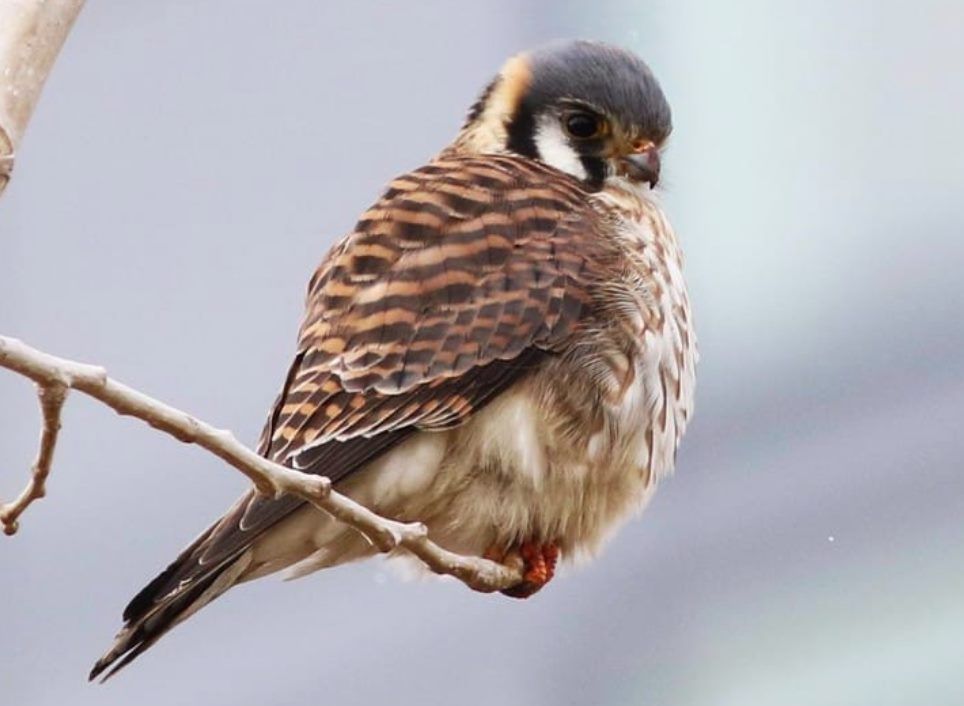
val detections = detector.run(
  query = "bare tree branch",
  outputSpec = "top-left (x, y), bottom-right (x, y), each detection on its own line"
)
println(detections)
top-left (0, 335), bottom-right (522, 592)
top-left (0, 0), bottom-right (86, 196)
top-left (0, 0), bottom-right (522, 596)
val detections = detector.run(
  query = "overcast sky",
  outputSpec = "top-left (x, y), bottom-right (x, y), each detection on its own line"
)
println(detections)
top-left (2, 2), bottom-right (963, 705)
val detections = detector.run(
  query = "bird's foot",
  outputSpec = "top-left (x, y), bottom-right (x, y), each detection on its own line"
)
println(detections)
top-left (484, 541), bottom-right (559, 599)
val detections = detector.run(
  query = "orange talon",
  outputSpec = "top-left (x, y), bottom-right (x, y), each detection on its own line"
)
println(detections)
top-left (497, 541), bottom-right (560, 599)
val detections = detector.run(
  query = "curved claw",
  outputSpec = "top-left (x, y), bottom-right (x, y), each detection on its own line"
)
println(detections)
top-left (486, 541), bottom-right (559, 599)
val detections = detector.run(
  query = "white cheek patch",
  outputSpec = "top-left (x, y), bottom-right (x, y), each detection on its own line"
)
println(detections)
top-left (533, 116), bottom-right (587, 181)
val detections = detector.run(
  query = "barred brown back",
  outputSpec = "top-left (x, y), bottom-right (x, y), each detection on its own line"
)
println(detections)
top-left (128, 154), bottom-right (619, 609)
top-left (270, 154), bottom-right (614, 465)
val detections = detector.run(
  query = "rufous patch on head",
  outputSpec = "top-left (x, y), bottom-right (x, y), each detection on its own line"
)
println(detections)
top-left (456, 54), bottom-right (532, 154)
top-left (489, 54), bottom-right (532, 122)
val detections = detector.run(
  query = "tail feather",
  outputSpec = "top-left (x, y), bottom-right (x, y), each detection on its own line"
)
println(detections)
top-left (120, 526), bottom-right (219, 624)
top-left (89, 551), bottom-right (251, 682)
top-left (90, 486), bottom-right (308, 681)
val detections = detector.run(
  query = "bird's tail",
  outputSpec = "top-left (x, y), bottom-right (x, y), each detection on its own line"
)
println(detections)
top-left (88, 548), bottom-right (251, 682)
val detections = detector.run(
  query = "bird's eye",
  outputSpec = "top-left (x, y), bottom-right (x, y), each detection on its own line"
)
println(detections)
top-left (564, 112), bottom-right (603, 139)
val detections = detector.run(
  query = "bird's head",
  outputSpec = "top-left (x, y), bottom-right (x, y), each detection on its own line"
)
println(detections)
top-left (453, 40), bottom-right (672, 191)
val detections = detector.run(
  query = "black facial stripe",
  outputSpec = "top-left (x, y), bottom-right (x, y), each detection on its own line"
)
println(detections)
top-left (506, 98), bottom-right (538, 159)
top-left (579, 156), bottom-right (607, 191)
top-left (508, 102), bottom-right (608, 187)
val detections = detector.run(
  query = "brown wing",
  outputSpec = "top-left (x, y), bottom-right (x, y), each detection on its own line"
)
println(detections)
top-left (271, 155), bottom-right (600, 461)
top-left (123, 154), bottom-right (610, 622)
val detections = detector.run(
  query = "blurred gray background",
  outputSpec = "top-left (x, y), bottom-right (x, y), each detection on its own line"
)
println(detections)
top-left (2, 1), bottom-right (963, 705)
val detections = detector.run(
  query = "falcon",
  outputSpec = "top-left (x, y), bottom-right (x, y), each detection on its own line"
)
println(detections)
top-left (91, 40), bottom-right (697, 680)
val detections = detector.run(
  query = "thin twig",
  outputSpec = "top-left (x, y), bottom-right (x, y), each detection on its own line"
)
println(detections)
top-left (0, 382), bottom-right (67, 535)
top-left (0, 335), bottom-right (521, 591)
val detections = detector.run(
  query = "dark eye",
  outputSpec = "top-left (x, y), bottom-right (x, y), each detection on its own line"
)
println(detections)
top-left (564, 112), bottom-right (602, 139)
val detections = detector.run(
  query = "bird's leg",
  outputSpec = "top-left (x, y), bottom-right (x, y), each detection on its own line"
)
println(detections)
top-left (484, 541), bottom-right (560, 599)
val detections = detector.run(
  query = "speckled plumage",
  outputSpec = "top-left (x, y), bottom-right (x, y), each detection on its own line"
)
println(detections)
top-left (92, 40), bottom-right (697, 681)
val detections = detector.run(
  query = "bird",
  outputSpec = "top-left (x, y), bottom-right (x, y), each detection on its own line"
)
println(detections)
top-left (90, 39), bottom-right (697, 681)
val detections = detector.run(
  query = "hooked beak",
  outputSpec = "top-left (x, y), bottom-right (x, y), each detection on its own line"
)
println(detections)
top-left (619, 142), bottom-right (660, 188)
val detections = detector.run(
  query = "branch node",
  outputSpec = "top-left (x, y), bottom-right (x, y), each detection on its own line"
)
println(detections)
top-left (40, 380), bottom-right (69, 407)
top-left (87, 365), bottom-right (108, 386)
top-left (404, 521), bottom-right (429, 541)
top-left (372, 523), bottom-right (403, 553)
top-left (304, 475), bottom-right (332, 499)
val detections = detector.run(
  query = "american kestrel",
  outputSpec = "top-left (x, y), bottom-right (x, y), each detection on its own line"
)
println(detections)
top-left (91, 40), bottom-right (697, 680)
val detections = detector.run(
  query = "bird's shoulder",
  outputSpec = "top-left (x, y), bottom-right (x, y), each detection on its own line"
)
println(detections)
top-left (297, 154), bottom-right (620, 390)
top-left (305, 152), bottom-right (603, 305)
top-left (255, 154), bottom-right (624, 468)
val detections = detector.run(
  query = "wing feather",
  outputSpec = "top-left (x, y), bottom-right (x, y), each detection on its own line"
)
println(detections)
top-left (124, 154), bottom-right (610, 620)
